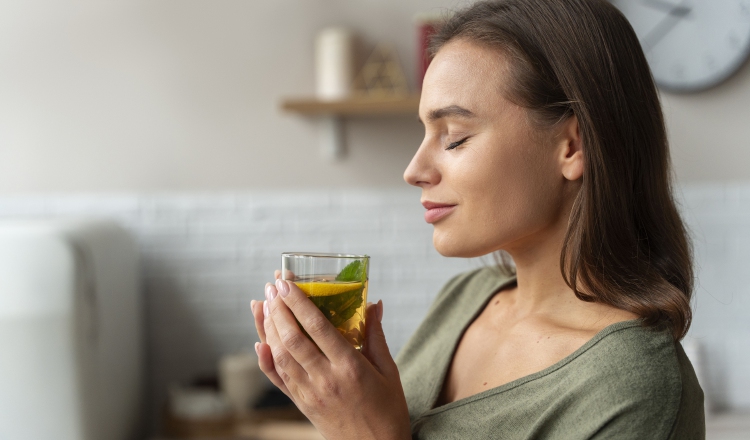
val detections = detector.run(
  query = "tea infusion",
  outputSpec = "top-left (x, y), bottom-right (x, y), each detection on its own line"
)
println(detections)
top-left (294, 277), bottom-right (368, 350)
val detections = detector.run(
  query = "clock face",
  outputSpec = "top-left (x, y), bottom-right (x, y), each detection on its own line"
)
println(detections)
top-left (611, 0), bottom-right (750, 92)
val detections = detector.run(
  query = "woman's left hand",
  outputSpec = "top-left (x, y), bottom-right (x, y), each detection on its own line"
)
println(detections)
top-left (255, 279), bottom-right (412, 440)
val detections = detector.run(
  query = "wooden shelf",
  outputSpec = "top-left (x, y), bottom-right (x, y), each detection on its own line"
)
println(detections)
top-left (280, 94), bottom-right (420, 160)
top-left (281, 94), bottom-right (420, 116)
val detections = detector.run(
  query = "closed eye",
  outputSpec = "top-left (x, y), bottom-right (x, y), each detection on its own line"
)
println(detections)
top-left (446, 137), bottom-right (470, 150)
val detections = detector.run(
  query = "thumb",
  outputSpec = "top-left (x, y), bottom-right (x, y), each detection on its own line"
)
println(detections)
top-left (362, 300), bottom-right (396, 375)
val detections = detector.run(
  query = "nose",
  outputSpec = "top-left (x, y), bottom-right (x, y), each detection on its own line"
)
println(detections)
top-left (404, 139), bottom-right (440, 188)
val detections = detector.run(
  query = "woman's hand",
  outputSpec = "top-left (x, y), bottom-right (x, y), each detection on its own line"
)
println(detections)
top-left (251, 277), bottom-right (411, 440)
top-left (250, 271), bottom-right (284, 356)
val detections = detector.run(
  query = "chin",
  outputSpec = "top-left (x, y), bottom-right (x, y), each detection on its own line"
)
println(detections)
top-left (432, 231), bottom-right (494, 258)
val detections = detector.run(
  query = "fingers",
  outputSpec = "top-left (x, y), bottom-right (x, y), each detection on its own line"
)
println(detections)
top-left (265, 284), bottom-right (311, 386)
top-left (274, 279), bottom-right (352, 361)
top-left (254, 291), bottom-right (287, 395)
top-left (252, 284), bottom-right (276, 343)
top-left (251, 300), bottom-right (264, 343)
top-left (266, 283), bottom-right (330, 373)
top-left (255, 341), bottom-right (291, 397)
top-left (275, 269), bottom-right (296, 281)
top-left (362, 300), bottom-right (397, 376)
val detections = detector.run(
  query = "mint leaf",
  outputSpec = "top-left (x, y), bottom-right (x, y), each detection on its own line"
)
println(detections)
top-left (335, 260), bottom-right (367, 282)
top-left (299, 259), bottom-right (368, 347)
top-left (309, 286), bottom-right (364, 328)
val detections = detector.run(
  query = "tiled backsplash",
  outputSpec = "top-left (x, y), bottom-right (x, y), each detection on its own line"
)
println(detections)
top-left (678, 184), bottom-right (750, 411)
top-left (0, 190), bottom-right (480, 424)
top-left (0, 184), bottom-right (748, 417)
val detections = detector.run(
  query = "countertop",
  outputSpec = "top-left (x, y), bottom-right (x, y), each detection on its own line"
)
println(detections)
top-left (706, 411), bottom-right (750, 440)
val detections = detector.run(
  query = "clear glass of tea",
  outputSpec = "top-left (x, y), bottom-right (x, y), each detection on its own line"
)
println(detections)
top-left (280, 252), bottom-right (369, 351)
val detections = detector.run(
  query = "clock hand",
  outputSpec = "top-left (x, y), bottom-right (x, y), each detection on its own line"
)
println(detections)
top-left (642, 0), bottom-right (691, 16)
top-left (641, 0), bottom-right (692, 52)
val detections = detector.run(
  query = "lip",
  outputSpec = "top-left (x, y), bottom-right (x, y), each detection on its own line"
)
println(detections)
top-left (422, 201), bottom-right (457, 223)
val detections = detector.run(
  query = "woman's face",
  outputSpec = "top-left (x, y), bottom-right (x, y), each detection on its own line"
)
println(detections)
top-left (404, 39), bottom-right (576, 258)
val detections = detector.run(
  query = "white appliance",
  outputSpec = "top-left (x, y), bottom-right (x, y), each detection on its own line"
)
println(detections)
top-left (0, 219), bottom-right (144, 440)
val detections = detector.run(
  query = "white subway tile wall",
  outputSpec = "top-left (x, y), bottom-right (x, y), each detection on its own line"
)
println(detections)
top-left (0, 190), bottom-right (481, 424)
top-left (678, 184), bottom-right (750, 411)
top-left (0, 184), bottom-right (748, 418)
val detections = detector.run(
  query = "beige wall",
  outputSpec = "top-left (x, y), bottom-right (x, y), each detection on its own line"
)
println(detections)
top-left (1, 0), bottom-right (748, 194)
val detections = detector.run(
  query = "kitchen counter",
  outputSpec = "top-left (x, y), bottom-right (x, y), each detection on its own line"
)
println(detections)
top-left (706, 411), bottom-right (750, 440)
top-left (152, 420), bottom-right (323, 440)
top-left (155, 407), bottom-right (749, 439)
top-left (156, 405), bottom-right (324, 440)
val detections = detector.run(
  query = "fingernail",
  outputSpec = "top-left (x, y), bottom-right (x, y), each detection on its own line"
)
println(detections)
top-left (251, 299), bottom-right (256, 310)
top-left (255, 342), bottom-right (260, 355)
top-left (265, 285), bottom-right (273, 302)
top-left (377, 300), bottom-right (384, 323)
top-left (263, 301), bottom-right (269, 317)
top-left (276, 279), bottom-right (290, 297)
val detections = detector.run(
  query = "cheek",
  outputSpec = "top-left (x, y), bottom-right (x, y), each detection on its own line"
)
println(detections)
top-left (433, 139), bottom-right (562, 257)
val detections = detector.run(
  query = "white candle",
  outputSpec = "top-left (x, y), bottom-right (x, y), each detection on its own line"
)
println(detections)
top-left (315, 27), bottom-right (355, 100)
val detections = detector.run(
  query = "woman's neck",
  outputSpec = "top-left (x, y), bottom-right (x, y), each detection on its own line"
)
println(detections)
top-left (498, 201), bottom-right (615, 326)
top-left (500, 226), bottom-right (637, 330)
top-left (503, 226), bottom-right (575, 319)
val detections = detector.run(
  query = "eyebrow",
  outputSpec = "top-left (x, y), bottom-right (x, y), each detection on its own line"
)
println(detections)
top-left (419, 105), bottom-right (476, 124)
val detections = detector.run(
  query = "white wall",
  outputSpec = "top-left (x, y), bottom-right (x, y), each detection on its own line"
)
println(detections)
top-left (679, 183), bottom-right (750, 412)
top-left (0, 190), bottom-right (480, 431)
top-left (0, 186), bottom-right (748, 423)
top-left (0, 0), bottom-right (457, 193)
top-left (663, 63), bottom-right (750, 182)
top-left (1, 0), bottom-right (750, 194)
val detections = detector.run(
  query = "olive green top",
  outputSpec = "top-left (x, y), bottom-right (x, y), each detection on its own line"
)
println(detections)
top-left (395, 267), bottom-right (705, 439)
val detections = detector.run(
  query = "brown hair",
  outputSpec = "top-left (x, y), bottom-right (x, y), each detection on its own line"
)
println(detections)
top-left (431, 0), bottom-right (693, 340)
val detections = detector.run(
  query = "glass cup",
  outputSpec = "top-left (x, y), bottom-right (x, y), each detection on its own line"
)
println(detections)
top-left (281, 252), bottom-right (369, 350)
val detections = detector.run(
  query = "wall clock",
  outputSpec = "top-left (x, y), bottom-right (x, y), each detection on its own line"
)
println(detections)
top-left (610, 0), bottom-right (750, 92)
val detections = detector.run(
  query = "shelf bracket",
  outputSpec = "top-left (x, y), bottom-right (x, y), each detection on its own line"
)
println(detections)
top-left (318, 116), bottom-right (346, 160)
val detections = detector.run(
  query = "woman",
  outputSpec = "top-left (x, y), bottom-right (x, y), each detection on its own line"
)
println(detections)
top-left (251, 0), bottom-right (705, 438)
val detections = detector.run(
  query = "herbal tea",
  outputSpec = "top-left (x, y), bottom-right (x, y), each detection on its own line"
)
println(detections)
top-left (294, 278), bottom-right (368, 350)
top-left (281, 254), bottom-right (370, 350)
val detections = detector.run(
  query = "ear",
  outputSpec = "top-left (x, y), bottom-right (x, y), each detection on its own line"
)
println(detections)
top-left (557, 115), bottom-right (583, 181)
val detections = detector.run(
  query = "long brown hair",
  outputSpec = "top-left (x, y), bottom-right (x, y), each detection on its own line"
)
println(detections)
top-left (431, 0), bottom-right (693, 340)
